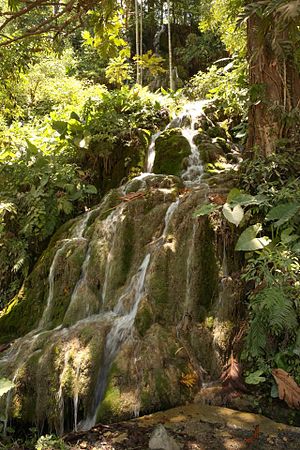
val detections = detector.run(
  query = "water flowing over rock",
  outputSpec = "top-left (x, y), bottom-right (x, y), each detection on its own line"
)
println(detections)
top-left (0, 102), bottom-right (241, 435)
top-left (147, 101), bottom-right (210, 184)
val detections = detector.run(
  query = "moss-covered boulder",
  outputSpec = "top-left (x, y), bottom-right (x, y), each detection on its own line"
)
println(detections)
top-left (152, 129), bottom-right (191, 176)
top-left (0, 175), bottom-right (241, 434)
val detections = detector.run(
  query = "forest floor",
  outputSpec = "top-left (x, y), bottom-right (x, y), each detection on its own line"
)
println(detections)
top-left (64, 403), bottom-right (300, 450)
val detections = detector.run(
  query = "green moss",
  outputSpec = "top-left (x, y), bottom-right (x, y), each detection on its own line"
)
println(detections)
top-left (205, 316), bottom-right (215, 329)
top-left (140, 390), bottom-right (152, 410)
top-left (194, 218), bottom-right (219, 319)
top-left (0, 271), bottom-right (47, 343)
top-left (119, 218), bottom-right (134, 286)
top-left (154, 369), bottom-right (172, 409)
top-left (153, 129), bottom-right (191, 176)
top-left (135, 304), bottom-right (153, 336)
top-left (99, 190), bottom-right (122, 220)
top-left (96, 382), bottom-right (121, 423)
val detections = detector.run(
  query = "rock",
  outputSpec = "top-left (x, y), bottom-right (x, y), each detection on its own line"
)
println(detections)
top-left (152, 128), bottom-right (191, 176)
top-left (149, 424), bottom-right (180, 450)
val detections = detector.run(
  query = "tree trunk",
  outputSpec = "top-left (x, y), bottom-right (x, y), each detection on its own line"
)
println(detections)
top-left (246, 10), bottom-right (300, 156)
top-left (167, 0), bottom-right (175, 90)
top-left (140, 0), bottom-right (143, 85)
top-left (135, 0), bottom-right (140, 84)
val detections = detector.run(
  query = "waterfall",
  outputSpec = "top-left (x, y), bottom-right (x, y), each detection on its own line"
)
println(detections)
top-left (73, 354), bottom-right (83, 432)
top-left (57, 350), bottom-right (70, 435)
top-left (3, 371), bottom-right (19, 435)
top-left (146, 100), bottom-right (209, 184)
top-left (39, 210), bottom-right (93, 329)
top-left (161, 197), bottom-right (180, 241)
top-left (147, 131), bottom-right (161, 173)
top-left (0, 96), bottom-right (234, 433)
top-left (101, 205), bottom-right (126, 305)
top-left (81, 253), bottom-right (150, 430)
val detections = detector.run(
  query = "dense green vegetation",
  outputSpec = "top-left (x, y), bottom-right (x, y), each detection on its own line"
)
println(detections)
top-left (0, 0), bottom-right (300, 446)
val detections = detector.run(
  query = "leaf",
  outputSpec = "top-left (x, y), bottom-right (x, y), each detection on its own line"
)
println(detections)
top-left (193, 203), bottom-right (219, 217)
top-left (266, 203), bottom-right (300, 228)
top-left (227, 188), bottom-right (266, 206)
top-left (84, 184), bottom-right (98, 195)
top-left (281, 227), bottom-right (299, 244)
top-left (52, 120), bottom-right (68, 136)
top-left (235, 223), bottom-right (271, 251)
top-left (220, 354), bottom-right (248, 392)
top-left (70, 111), bottom-right (80, 121)
top-left (26, 139), bottom-right (39, 155)
top-left (272, 368), bottom-right (300, 409)
top-left (0, 150), bottom-right (16, 160)
top-left (0, 378), bottom-right (15, 398)
top-left (57, 197), bottom-right (73, 214)
top-left (180, 371), bottom-right (198, 388)
top-left (245, 370), bottom-right (266, 385)
top-left (208, 193), bottom-right (227, 205)
top-left (222, 203), bottom-right (244, 227)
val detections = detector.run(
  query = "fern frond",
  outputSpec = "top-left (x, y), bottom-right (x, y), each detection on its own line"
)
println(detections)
top-left (252, 286), bottom-right (298, 335)
top-left (246, 316), bottom-right (267, 357)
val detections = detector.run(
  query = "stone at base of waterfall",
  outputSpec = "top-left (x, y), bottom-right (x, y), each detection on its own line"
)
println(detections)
top-left (149, 424), bottom-right (181, 450)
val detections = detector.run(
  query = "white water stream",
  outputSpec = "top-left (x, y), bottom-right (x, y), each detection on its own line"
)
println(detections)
top-left (146, 100), bottom-right (209, 185)
top-left (81, 253), bottom-right (151, 430)
top-left (1, 100), bottom-right (214, 434)
top-left (39, 210), bottom-right (94, 329)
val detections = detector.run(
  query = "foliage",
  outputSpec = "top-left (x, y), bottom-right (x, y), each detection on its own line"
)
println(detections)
top-left (35, 435), bottom-right (69, 450)
top-left (199, 0), bottom-right (246, 55)
top-left (187, 58), bottom-right (248, 118)
top-left (195, 149), bottom-right (300, 393)
top-left (0, 49), bottom-right (106, 122)
top-left (0, 121), bottom-right (98, 307)
top-left (82, 8), bottom-right (129, 60)
top-left (105, 56), bottom-right (133, 87)
top-left (53, 85), bottom-right (170, 163)
top-left (238, 152), bottom-right (300, 391)
top-left (175, 31), bottom-right (226, 73)
top-left (135, 50), bottom-right (166, 81)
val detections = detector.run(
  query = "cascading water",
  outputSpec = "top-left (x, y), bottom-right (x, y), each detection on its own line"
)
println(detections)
top-left (39, 210), bottom-right (94, 329)
top-left (101, 205), bottom-right (126, 305)
top-left (82, 253), bottom-right (150, 430)
top-left (146, 100), bottom-right (209, 185)
top-left (0, 98), bottom-right (238, 435)
top-left (147, 132), bottom-right (161, 173)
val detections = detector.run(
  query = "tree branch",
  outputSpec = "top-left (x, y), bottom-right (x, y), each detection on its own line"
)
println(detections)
top-left (0, 0), bottom-right (99, 46)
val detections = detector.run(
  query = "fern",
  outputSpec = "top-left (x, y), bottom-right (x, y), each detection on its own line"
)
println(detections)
top-left (252, 286), bottom-right (298, 334)
top-left (246, 315), bottom-right (268, 357)
top-left (246, 286), bottom-right (298, 358)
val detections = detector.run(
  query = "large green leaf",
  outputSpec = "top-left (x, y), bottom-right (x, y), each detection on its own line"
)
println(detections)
top-left (222, 203), bottom-right (244, 226)
top-left (227, 188), bottom-right (267, 206)
top-left (52, 120), bottom-right (68, 136)
top-left (235, 223), bottom-right (271, 251)
top-left (193, 203), bottom-right (219, 217)
top-left (266, 203), bottom-right (300, 227)
top-left (0, 378), bottom-right (15, 398)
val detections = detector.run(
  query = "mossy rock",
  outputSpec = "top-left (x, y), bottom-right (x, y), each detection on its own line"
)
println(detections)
top-left (135, 300), bottom-right (153, 337)
top-left (153, 129), bottom-right (191, 176)
top-left (197, 142), bottom-right (224, 165)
